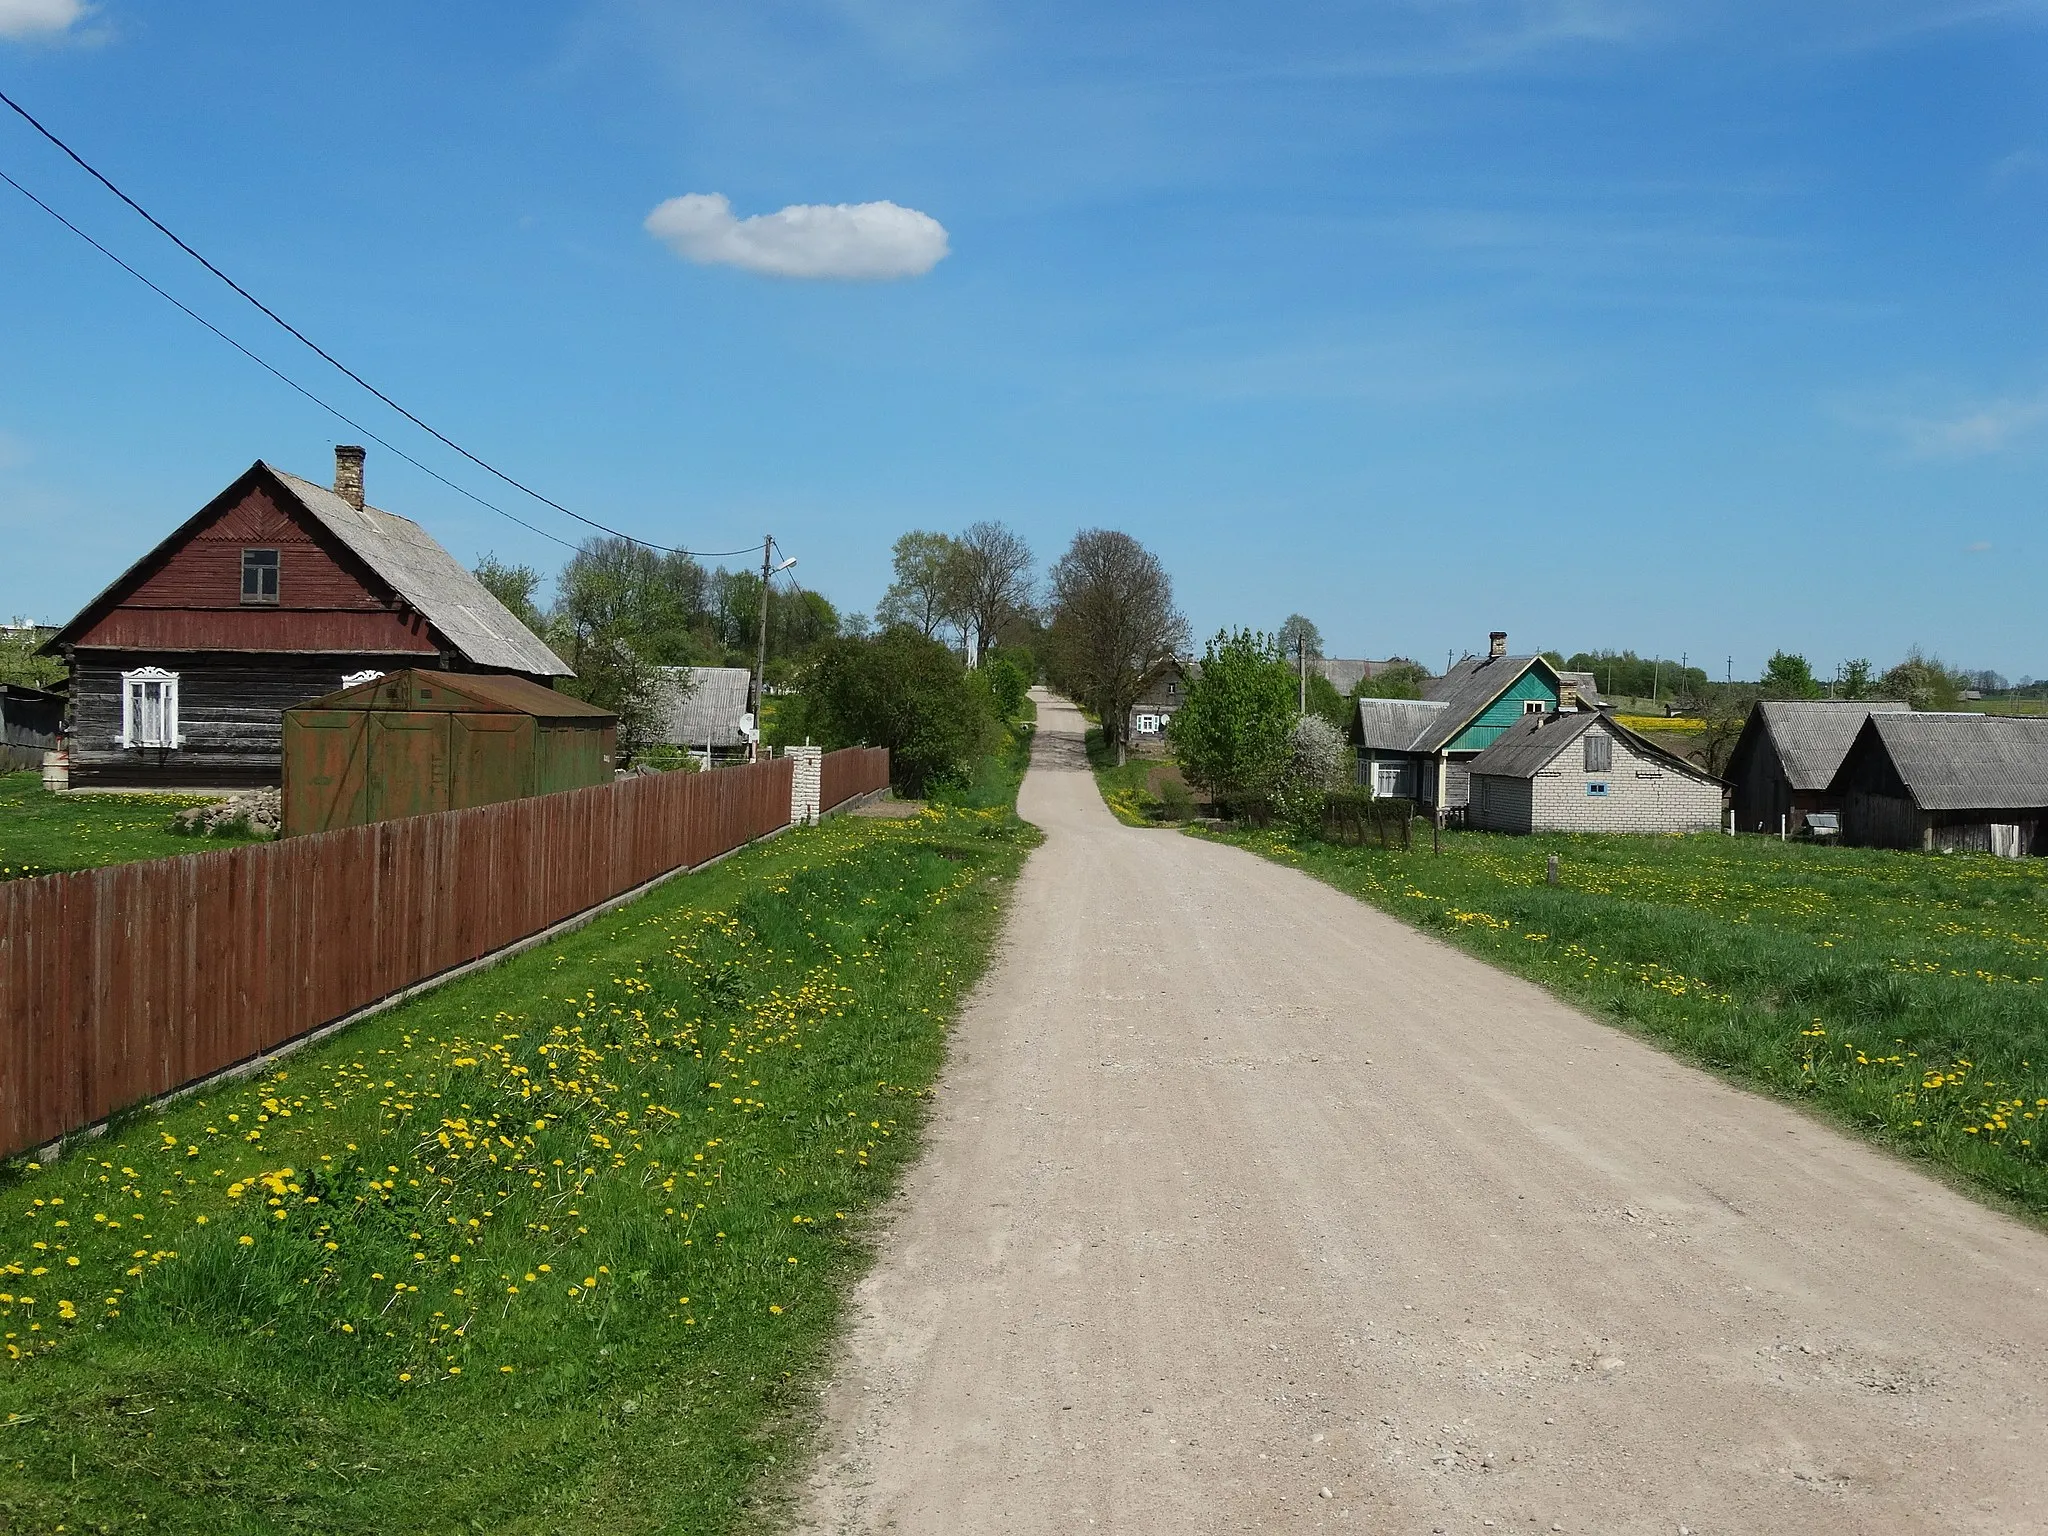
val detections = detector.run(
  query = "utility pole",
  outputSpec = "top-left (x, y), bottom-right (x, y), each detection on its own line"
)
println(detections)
top-left (1298, 639), bottom-right (1308, 716)
top-left (750, 534), bottom-right (772, 764)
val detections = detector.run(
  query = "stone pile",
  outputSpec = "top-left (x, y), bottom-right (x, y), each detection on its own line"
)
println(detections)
top-left (173, 787), bottom-right (282, 838)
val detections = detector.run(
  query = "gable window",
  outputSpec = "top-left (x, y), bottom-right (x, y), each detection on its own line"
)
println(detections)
top-left (121, 667), bottom-right (180, 749)
top-left (1523, 700), bottom-right (1545, 715)
top-left (241, 548), bottom-right (280, 604)
top-left (1583, 732), bottom-right (1612, 773)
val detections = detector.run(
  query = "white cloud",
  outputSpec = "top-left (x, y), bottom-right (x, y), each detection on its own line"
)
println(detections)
top-left (1894, 391), bottom-right (2048, 457)
top-left (0, 0), bottom-right (84, 39)
top-left (644, 192), bottom-right (949, 280)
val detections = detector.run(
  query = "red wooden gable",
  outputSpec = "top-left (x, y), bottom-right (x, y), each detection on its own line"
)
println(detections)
top-left (66, 471), bottom-right (440, 656)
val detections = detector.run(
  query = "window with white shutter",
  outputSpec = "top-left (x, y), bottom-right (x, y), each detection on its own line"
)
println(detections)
top-left (121, 667), bottom-right (180, 748)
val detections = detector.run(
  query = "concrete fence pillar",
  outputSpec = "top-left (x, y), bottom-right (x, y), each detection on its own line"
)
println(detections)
top-left (787, 745), bottom-right (823, 825)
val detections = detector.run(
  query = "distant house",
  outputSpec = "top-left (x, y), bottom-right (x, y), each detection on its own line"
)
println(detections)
top-left (1466, 709), bottom-right (1723, 835)
top-left (1128, 658), bottom-right (1197, 756)
top-left (1830, 713), bottom-right (2048, 856)
top-left (43, 449), bottom-right (571, 788)
top-left (650, 666), bottom-right (755, 760)
top-left (1726, 700), bottom-right (1910, 834)
top-left (1350, 632), bottom-right (1581, 811)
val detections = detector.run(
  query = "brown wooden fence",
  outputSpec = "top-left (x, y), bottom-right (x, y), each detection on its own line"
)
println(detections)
top-left (0, 756), bottom-right (799, 1160)
top-left (821, 746), bottom-right (890, 813)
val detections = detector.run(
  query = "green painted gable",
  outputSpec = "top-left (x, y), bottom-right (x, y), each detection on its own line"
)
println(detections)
top-left (1446, 665), bottom-right (1559, 752)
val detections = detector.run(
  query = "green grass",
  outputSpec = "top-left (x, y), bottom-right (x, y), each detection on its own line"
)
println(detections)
top-left (1083, 726), bottom-right (1183, 827)
top-left (0, 796), bottom-right (1039, 1532)
top-left (0, 771), bottom-right (263, 881)
top-left (1205, 821), bottom-right (2048, 1219)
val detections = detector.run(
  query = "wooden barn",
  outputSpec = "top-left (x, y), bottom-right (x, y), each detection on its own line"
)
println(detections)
top-left (43, 448), bottom-right (570, 787)
top-left (0, 683), bottom-right (64, 773)
top-left (281, 669), bottom-right (615, 836)
top-left (1725, 700), bottom-right (1909, 834)
top-left (1830, 712), bottom-right (2048, 856)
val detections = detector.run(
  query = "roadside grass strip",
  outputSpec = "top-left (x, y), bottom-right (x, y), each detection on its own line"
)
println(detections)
top-left (0, 802), bottom-right (1037, 1533)
top-left (1207, 825), bottom-right (2048, 1218)
top-left (0, 770), bottom-right (264, 881)
top-left (1083, 727), bottom-right (1159, 827)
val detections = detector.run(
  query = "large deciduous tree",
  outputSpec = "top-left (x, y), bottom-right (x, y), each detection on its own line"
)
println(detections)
top-left (952, 521), bottom-right (1036, 664)
top-left (877, 531), bottom-right (966, 641)
top-left (1045, 529), bottom-right (1188, 765)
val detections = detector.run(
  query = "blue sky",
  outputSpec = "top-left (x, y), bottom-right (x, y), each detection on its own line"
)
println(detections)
top-left (1, 1), bottom-right (2044, 680)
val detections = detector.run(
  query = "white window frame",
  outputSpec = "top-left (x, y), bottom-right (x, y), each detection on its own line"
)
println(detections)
top-left (120, 666), bottom-right (181, 749)
top-left (341, 669), bottom-right (385, 690)
top-left (1374, 761), bottom-right (1404, 798)
top-left (1523, 699), bottom-right (1545, 715)
top-left (1135, 712), bottom-right (1159, 734)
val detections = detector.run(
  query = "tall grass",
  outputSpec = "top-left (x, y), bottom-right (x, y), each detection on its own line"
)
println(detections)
top-left (0, 801), bottom-right (1037, 1532)
top-left (1212, 824), bottom-right (2048, 1217)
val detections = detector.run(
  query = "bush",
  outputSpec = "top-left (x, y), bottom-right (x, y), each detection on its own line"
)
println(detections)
top-left (1275, 715), bottom-right (1347, 835)
top-left (807, 627), bottom-right (993, 798)
top-left (1170, 629), bottom-right (1297, 804)
top-left (984, 655), bottom-right (1030, 721)
top-left (1157, 778), bottom-right (1196, 823)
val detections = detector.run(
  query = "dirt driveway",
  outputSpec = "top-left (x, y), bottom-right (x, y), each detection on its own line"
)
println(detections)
top-left (794, 692), bottom-right (2048, 1534)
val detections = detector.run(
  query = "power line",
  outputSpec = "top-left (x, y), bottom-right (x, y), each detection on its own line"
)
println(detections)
top-left (0, 166), bottom-right (586, 554)
top-left (0, 87), bottom-right (760, 561)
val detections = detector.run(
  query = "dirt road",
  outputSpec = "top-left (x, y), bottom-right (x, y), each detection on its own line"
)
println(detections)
top-left (794, 693), bottom-right (2048, 1534)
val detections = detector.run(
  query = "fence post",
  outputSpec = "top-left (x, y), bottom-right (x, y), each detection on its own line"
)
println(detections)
top-left (786, 745), bottom-right (823, 825)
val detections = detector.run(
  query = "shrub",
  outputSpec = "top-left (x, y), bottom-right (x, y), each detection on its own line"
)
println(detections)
top-left (1170, 629), bottom-right (1296, 805)
top-left (1157, 778), bottom-right (1196, 823)
top-left (807, 627), bottom-right (993, 798)
top-left (1275, 714), bottom-right (1347, 835)
top-left (984, 655), bottom-right (1030, 721)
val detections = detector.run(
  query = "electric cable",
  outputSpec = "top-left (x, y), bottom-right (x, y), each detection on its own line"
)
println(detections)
top-left (0, 88), bottom-right (762, 560)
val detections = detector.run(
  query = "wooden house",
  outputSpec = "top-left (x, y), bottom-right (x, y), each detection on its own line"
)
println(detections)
top-left (1128, 658), bottom-right (1198, 756)
top-left (0, 683), bottom-right (64, 773)
top-left (650, 666), bottom-right (756, 762)
top-left (1725, 700), bottom-right (1909, 834)
top-left (1349, 632), bottom-right (1577, 811)
top-left (43, 448), bottom-right (571, 787)
top-left (1466, 709), bottom-right (1722, 834)
top-left (1829, 712), bottom-right (2048, 856)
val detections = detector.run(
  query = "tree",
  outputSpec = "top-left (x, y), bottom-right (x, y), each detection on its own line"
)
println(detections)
top-left (877, 531), bottom-right (966, 641)
top-left (984, 654), bottom-right (1030, 720)
top-left (1044, 530), bottom-right (1188, 765)
top-left (807, 627), bottom-right (992, 797)
top-left (0, 621), bottom-right (64, 690)
top-left (554, 538), bottom-right (710, 665)
top-left (472, 555), bottom-right (547, 634)
top-left (1835, 658), bottom-right (1874, 700)
top-left (1305, 672), bottom-right (1350, 732)
top-left (1278, 613), bottom-right (1322, 714)
top-left (1275, 713), bottom-right (1348, 834)
top-left (1168, 628), bottom-right (1297, 813)
top-left (1881, 649), bottom-right (1968, 711)
top-left (952, 521), bottom-right (1035, 663)
top-left (1760, 650), bottom-right (1821, 700)
top-left (1698, 688), bottom-right (1759, 778)
top-left (1352, 661), bottom-right (1429, 700)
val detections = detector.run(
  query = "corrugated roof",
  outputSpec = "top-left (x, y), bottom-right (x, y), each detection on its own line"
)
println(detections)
top-left (1413, 654), bottom-right (1554, 753)
top-left (1754, 700), bottom-right (1911, 790)
top-left (1854, 713), bottom-right (2048, 810)
top-left (298, 667), bottom-right (613, 719)
top-left (1353, 697), bottom-right (1447, 752)
top-left (269, 467), bottom-right (571, 677)
top-left (1469, 709), bottom-right (1722, 783)
top-left (651, 666), bottom-right (753, 748)
top-left (1556, 670), bottom-right (1604, 706)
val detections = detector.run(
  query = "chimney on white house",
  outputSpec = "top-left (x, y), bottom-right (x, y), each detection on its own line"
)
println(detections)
top-left (334, 445), bottom-right (366, 511)
top-left (1489, 630), bottom-right (1508, 660)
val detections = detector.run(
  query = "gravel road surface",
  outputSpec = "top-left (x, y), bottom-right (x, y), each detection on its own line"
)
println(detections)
top-left (794, 692), bottom-right (2048, 1534)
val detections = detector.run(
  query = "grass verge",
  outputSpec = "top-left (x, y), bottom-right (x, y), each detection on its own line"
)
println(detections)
top-left (1082, 727), bottom-right (1189, 827)
top-left (0, 771), bottom-right (262, 881)
top-left (1204, 821), bottom-right (2048, 1220)
top-left (931, 699), bottom-right (1036, 813)
top-left (0, 798), bottom-right (1039, 1533)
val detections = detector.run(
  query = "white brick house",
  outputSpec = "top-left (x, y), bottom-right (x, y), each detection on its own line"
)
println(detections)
top-left (1465, 710), bottom-right (1723, 834)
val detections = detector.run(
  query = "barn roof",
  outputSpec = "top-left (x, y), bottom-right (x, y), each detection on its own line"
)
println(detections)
top-left (1413, 653), bottom-right (1560, 753)
top-left (1845, 712), bottom-right (2048, 811)
top-left (651, 666), bottom-right (754, 748)
top-left (269, 468), bottom-right (570, 677)
top-left (1466, 709), bottom-right (1721, 783)
top-left (1747, 700), bottom-right (1911, 790)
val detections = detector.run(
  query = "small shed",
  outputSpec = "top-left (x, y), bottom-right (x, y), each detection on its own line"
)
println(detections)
top-left (650, 666), bottom-right (755, 760)
top-left (282, 669), bottom-right (615, 836)
top-left (1, 683), bottom-right (64, 773)
top-left (1830, 712), bottom-right (2048, 856)
top-left (1726, 700), bottom-right (1910, 834)
top-left (1466, 709), bottom-right (1723, 835)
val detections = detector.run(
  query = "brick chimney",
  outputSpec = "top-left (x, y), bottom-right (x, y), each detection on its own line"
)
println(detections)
top-left (1489, 630), bottom-right (1507, 659)
top-left (334, 445), bottom-right (366, 511)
